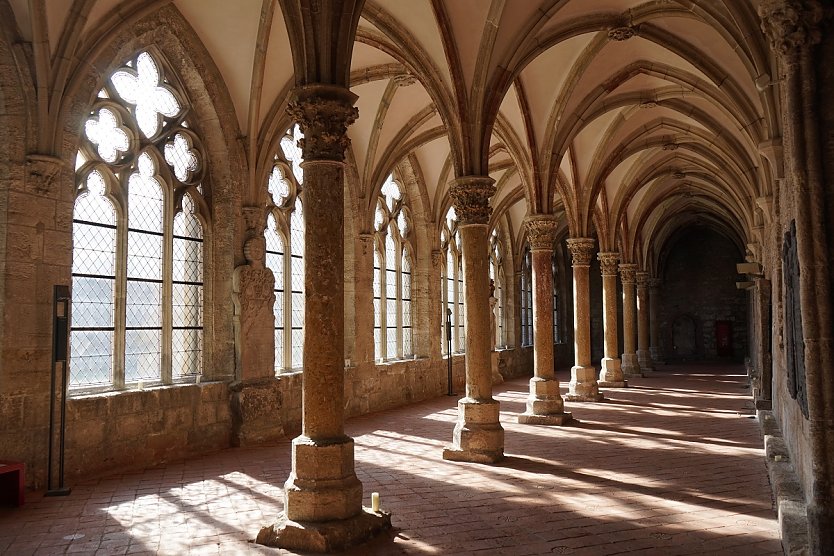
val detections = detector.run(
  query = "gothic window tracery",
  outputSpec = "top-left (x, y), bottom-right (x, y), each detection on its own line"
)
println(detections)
top-left (265, 124), bottom-right (306, 373)
top-left (71, 51), bottom-right (205, 391)
top-left (373, 175), bottom-right (413, 360)
top-left (441, 207), bottom-right (465, 354)
top-left (520, 246), bottom-right (533, 346)
top-left (489, 230), bottom-right (505, 348)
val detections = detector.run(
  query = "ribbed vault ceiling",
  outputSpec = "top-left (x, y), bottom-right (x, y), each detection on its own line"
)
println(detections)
top-left (7, 0), bottom-right (778, 271)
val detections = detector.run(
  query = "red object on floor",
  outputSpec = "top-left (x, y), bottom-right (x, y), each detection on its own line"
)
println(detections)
top-left (0, 460), bottom-right (24, 506)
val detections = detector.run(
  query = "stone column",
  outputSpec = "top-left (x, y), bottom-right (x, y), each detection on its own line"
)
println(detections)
top-left (648, 278), bottom-right (663, 365)
top-left (518, 216), bottom-right (572, 425)
top-left (636, 271), bottom-right (653, 372)
top-left (598, 253), bottom-right (625, 387)
top-left (442, 176), bottom-right (504, 463)
top-left (259, 86), bottom-right (389, 550)
top-left (565, 238), bottom-right (603, 401)
top-left (619, 264), bottom-right (641, 377)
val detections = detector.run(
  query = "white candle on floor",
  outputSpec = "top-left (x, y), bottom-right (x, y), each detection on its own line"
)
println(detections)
top-left (371, 492), bottom-right (380, 512)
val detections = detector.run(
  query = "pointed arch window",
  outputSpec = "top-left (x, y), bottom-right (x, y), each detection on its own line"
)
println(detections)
top-left (373, 175), bottom-right (413, 361)
top-left (520, 245), bottom-right (533, 346)
top-left (441, 207), bottom-right (465, 354)
top-left (489, 230), bottom-right (505, 349)
top-left (71, 51), bottom-right (206, 391)
top-left (265, 124), bottom-right (306, 373)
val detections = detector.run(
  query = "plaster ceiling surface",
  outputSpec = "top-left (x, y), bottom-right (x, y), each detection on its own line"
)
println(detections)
top-left (5, 0), bottom-right (775, 259)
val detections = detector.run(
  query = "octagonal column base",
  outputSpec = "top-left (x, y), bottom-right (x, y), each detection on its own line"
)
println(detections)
top-left (517, 377), bottom-right (572, 425)
top-left (565, 365), bottom-right (604, 402)
top-left (621, 353), bottom-right (642, 378)
top-left (599, 357), bottom-right (627, 388)
top-left (443, 398), bottom-right (504, 463)
top-left (637, 349), bottom-right (654, 372)
top-left (256, 508), bottom-right (392, 553)
top-left (283, 436), bottom-right (362, 522)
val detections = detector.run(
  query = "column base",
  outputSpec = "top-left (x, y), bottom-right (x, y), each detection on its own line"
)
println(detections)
top-left (565, 365), bottom-right (604, 402)
top-left (621, 353), bottom-right (642, 378)
top-left (491, 351), bottom-right (504, 385)
top-left (598, 357), bottom-right (626, 387)
top-left (283, 435), bottom-right (362, 522)
top-left (650, 347), bottom-right (664, 365)
top-left (517, 377), bottom-right (572, 425)
top-left (256, 508), bottom-right (391, 553)
top-left (637, 349), bottom-right (654, 372)
top-left (443, 398), bottom-right (504, 463)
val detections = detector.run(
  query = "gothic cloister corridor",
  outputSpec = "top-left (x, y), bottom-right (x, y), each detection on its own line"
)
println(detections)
top-left (0, 363), bottom-right (782, 555)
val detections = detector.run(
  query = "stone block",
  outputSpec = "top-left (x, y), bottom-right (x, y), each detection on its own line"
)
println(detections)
top-left (256, 508), bottom-right (391, 552)
top-left (116, 413), bottom-right (147, 439)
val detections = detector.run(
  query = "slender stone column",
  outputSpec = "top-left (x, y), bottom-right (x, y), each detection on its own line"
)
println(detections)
top-left (636, 271), bottom-right (653, 372)
top-left (518, 216), bottom-right (572, 425)
top-left (598, 253), bottom-right (625, 387)
top-left (565, 238), bottom-right (603, 401)
top-left (276, 85), bottom-right (361, 521)
top-left (619, 264), bottom-right (641, 377)
top-left (648, 278), bottom-right (663, 365)
top-left (442, 176), bottom-right (504, 463)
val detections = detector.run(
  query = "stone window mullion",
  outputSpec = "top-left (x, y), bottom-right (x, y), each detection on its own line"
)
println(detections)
top-left (113, 182), bottom-right (129, 390)
top-left (161, 189), bottom-right (174, 384)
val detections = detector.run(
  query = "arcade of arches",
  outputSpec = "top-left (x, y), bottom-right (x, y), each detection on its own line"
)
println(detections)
top-left (0, 0), bottom-right (833, 553)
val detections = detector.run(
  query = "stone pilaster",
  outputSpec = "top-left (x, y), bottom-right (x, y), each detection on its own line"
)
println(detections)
top-left (565, 238), bottom-right (604, 402)
top-left (619, 264), bottom-right (641, 377)
top-left (598, 253), bottom-right (625, 387)
top-left (518, 216), bottom-right (571, 425)
top-left (648, 278), bottom-right (663, 365)
top-left (442, 176), bottom-right (504, 463)
top-left (636, 271), bottom-right (653, 372)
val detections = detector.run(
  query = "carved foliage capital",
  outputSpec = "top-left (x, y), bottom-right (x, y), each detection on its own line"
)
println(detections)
top-left (286, 85), bottom-right (358, 162)
top-left (598, 252), bottom-right (620, 276)
top-left (450, 176), bottom-right (496, 225)
top-left (619, 263), bottom-right (638, 284)
top-left (608, 26), bottom-right (637, 41)
top-left (636, 271), bottom-right (650, 288)
top-left (648, 278), bottom-right (662, 288)
top-left (524, 215), bottom-right (559, 251)
top-left (759, 0), bottom-right (826, 58)
top-left (566, 238), bottom-right (596, 267)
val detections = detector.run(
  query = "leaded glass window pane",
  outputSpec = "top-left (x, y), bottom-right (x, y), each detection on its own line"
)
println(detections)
top-left (265, 214), bottom-right (285, 373)
top-left (402, 253), bottom-right (412, 357)
top-left (290, 198), bottom-right (304, 369)
top-left (172, 193), bottom-right (203, 379)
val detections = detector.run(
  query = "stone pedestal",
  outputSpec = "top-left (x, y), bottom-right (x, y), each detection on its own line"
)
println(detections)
top-left (619, 264), bottom-right (642, 378)
top-left (442, 176), bottom-right (504, 463)
top-left (636, 271), bottom-right (653, 372)
top-left (598, 252), bottom-right (626, 388)
top-left (565, 238), bottom-right (604, 402)
top-left (443, 398), bottom-right (505, 463)
top-left (257, 509), bottom-right (391, 553)
top-left (518, 215), bottom-right (572, 423)
top-left (518, 376), bottom-right (572, 425)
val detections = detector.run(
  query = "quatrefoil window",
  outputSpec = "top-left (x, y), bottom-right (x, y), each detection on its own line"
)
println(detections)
top-left (164, 133), bottom-right (200, 182)
top-left (85, 108), bottom-right (130, 163)
top-left (111, 52), bottom-right (181, 138)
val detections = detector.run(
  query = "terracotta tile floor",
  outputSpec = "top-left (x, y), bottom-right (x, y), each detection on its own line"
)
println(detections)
top-left (0, 363), bottom-right (782, 555)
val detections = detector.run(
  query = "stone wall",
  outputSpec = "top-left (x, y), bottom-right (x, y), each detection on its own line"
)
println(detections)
top-left (659, 227), bottom-right (747, 362)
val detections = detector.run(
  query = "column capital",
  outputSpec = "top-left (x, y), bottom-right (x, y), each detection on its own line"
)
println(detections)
top-left (636, 271), bottom-right (650, 287)
top-left (286, 84), bottom-right (358, 162)
top-left (450, 176), bottom-right (496, 225)
top-left (524, 215), bottom-right (559, 251)
top-left (619, 263), bottom-right (638, 284)
top-left (648, 277), bottom-right (662, 288)
top-left (759, 0), bottom-right (825, 60)
top-left (597, 252), bottom-right (620, 276)
top-left (566, 238), bottom-right (596, 267)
